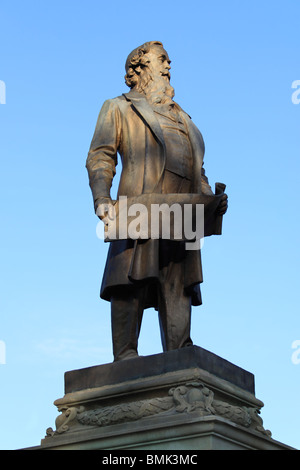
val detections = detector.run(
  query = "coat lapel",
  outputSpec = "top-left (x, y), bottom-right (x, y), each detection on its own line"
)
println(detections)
top-left (123, 91), bottom-right (166, 193)
top-left (123, 91), bottom-right (205, 194)
top-left (123, 92), bottom-right (166, 152)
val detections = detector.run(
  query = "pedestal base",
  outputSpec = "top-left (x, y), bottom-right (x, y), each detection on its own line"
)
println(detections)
top-left (34, 346), bottom-right (294, 450)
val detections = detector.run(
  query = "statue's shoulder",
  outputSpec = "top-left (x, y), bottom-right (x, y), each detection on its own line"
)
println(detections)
top-left (103, 94), bottom-right (131, 111)
top-left (97, 95), bottom-right (129, 117)
top-left (112, 94), bottom-right (127, 102)
top-left (101, 94), bottom-right (126, 106)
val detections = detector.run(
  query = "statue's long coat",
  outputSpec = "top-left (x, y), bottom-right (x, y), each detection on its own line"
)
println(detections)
top-left (86, 90), bottom-right (214, 308)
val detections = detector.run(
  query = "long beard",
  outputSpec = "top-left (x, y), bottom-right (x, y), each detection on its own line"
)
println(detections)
top-left (135, 71), bottom-right (175, 106)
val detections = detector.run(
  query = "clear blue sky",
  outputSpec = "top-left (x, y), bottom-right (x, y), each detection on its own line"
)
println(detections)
top-left (0, 0), bottom-right (299, 450)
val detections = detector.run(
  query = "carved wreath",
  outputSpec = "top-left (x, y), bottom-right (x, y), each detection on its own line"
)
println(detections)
top-left (46, 381), bottom-right (271, 438)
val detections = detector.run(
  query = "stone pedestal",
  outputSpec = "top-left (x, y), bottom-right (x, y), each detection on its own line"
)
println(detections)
top-left (35, 346), bottom-right (294, 450)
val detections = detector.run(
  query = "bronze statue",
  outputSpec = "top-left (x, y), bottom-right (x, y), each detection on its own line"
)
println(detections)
top-left (86, 41), bottom-right (228, 361)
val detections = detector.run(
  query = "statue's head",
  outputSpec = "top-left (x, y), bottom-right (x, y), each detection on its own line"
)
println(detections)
top-left (125, 41), bottom-right (174, 103)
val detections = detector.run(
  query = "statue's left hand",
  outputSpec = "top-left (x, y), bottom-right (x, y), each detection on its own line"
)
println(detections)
top-left (217, 194), bottom-right (228, 215)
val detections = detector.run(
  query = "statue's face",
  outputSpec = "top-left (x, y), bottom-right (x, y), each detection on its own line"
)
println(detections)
top-left (144, 45), bottom-right (171, 81)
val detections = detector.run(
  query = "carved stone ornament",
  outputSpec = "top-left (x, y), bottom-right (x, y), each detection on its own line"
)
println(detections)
top-left (45, 381), bottom-right (271, 438)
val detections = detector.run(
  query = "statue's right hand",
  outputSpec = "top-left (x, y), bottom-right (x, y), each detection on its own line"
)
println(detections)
top-left (96, 198), bottom-right (115, 223)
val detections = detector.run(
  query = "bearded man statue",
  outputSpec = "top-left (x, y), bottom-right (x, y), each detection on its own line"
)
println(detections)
top-left (86, 41), bottom-right (228, 361)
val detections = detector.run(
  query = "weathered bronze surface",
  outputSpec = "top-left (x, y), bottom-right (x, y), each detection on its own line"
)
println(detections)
top-left (86, 41), bottom-right (228, 361)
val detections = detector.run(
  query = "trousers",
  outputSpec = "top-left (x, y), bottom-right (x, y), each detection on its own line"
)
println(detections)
top-left (110, 171), bottom-right (193, 361)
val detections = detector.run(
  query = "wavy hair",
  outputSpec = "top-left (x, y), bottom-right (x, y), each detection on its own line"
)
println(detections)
top-left (124, 41), bottom-right (163, 89)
